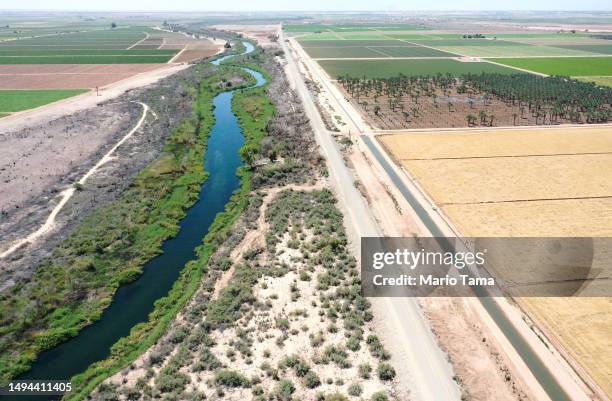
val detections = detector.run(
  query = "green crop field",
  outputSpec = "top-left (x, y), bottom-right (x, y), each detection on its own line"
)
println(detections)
top-left (0, 49), bottom-right (177, 56)
top-left (549, 44), bottom-right (612, 55)
top-left (491, 57), bottom-right (612, 76)
top-left (0, 55), bottom-right (173, 64)
top-left (300, 39), bottom-right (407, 47)
top-left (284, 23), bottom-right (428, 32)
top-left (0, 27), bottom-right (151, 50)
top-left (303, 45), bottom-right (456, 58)
top-left (319, 59), bottom-right (518, 78)
top-left (426, 44), bottom-right (596, 57)
top-left (0, 89), bottom-right (88, 112)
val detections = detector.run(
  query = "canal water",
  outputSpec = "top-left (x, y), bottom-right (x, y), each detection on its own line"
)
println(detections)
top-left (14, 42), bottom-right (262, 399)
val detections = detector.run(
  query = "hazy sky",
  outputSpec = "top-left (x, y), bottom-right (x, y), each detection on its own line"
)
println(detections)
top-left (3, 0), bottom-right (611, 11)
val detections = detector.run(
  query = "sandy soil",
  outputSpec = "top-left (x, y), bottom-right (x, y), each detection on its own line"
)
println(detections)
top-left (0, 64), bottom-right (166, 89)
top-left (0, 102), bottom-right (136, 213)
top-left (379, 127), bottom-right (612, 399)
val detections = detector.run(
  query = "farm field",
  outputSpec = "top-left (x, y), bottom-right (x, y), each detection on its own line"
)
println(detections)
top-left (319, 59), bottom-right (516, 78)
top-left (0, 55), bottom-right (175, 64)
top-left (284, 23), bottom-right (428, 32)
top-left (491, 57), bottom-right (612, 76)
top-left (0, 64), bottom-right (165, 89)
top-left (0, 89), bottom-right (87, 112)
top-left (416, 43), bottom-right (597, 57)
top-left (0, 22), bottom-right (220, 112)
top-left (302, 45), bottom-right (456, 59)
top-left (378, 127), bottom-right (612, 397)
top-left (577, 75), bottom-right (612, 87)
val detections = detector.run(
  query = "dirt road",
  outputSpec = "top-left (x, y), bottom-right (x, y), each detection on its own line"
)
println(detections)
top-left (280, 29), bottom-right (461, 401)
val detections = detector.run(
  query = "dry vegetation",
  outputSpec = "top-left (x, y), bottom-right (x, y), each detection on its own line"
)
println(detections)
top-left (378, 127), bottom-right (612, 397)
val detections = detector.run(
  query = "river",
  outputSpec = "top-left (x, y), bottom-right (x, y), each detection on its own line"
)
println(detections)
top-left (12, 41), bottom-right (262, 400)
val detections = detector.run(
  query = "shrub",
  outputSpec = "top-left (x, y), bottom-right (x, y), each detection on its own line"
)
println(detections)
top-left (155, 368), bottom-right (190, 393)
top-left (193, 348), bottom-right (222, 371)
top-left (276, 379), bottom-right (295, 401)
top-left (295, 360), bottom-right (311, 377)
top-left (325, 393), bottom-right (349, 401)
top-left (214, 370), bottom-right (250, 388)
top-left (371, 392), bottom-right (389, 401)
top-left (358, 363), bottom-right (372, 379)
top-left (377, 363), bottom-right (396, 381)
top-left (347, 383), bottom-right (362, 396)
top-left (304, 371), bottom-right (321, 388)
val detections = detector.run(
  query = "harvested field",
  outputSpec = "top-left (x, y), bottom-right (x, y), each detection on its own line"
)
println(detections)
top-left (319, 59), bottom-right (516, 79)
top-left (401, 153), bottom-right (612, 204)
top-left (0, 64), bottom-right (166, 89)
top-left (172, 40), bottom-right (220, 63)
top-left (378, 127), bottom-right (612, 397)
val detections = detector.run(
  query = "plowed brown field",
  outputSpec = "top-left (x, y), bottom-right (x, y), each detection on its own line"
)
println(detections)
top-left (0, 64), bottom-right (165, 89)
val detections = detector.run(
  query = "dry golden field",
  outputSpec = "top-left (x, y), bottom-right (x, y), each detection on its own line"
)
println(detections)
top-left (378, 126), bottom-right (612, 397)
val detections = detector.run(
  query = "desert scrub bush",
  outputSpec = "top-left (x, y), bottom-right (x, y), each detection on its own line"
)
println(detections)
top-left (192, 348), bottom-right (222, 372)
top-left (367, 335), bottom-right (390, 360)
top-left (371, 392), bottom-right (389, 401)
top-left (275, 379), bottom-right (295, 401)
top-left (310, 332), bottom-right (325, 347)
top-left (358, 363), bottom-right (372, 379)
top-left (169, 325), bottom-right (189, 344)
top-left (347, 383), bottom-right (363, 396)
top-left (214, 370), bottom-right (250, 388)
top-left (155, 367), bottom-right (190, 393)
top-left (299, 270), bottom-right (311, 281)
top-left (275, 316), bottom-right (290, 331)
top-left (325, 393), bottom-right (349, 401)
top-left (377, 362), bottom-right (396, 381)
top-left (304, 371), bottom-right (321, 389)
top-left (322, 345), bottom-right (351, 368)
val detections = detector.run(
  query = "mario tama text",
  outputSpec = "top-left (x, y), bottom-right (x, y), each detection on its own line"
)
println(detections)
top-left (361, 237), bottom-right (612, 298)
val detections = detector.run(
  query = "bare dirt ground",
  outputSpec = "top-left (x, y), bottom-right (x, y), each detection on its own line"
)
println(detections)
top-left (379, 127), bottom-right (612, 399)
top-left (0, 64), bottom-right (166, 89)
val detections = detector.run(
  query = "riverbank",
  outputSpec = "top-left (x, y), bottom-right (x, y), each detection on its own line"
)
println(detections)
top-left (0, 63), bottom-right (255, 384)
